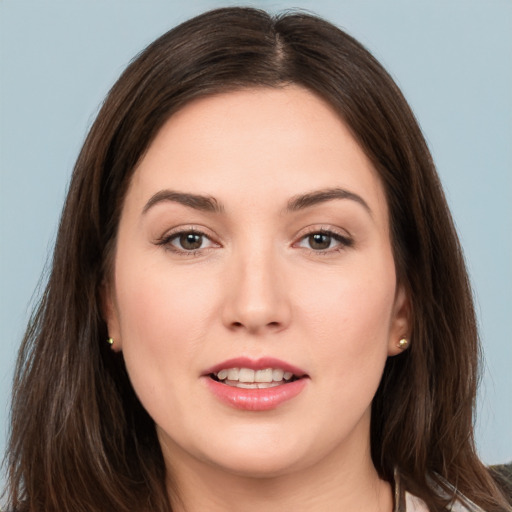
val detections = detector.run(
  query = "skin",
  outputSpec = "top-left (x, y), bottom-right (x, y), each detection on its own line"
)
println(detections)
top-left (104, 86), bottom-right (410, 511)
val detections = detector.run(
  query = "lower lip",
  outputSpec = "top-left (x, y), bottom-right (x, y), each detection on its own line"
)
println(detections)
top-left (204, 377), bottom-right (308, 411)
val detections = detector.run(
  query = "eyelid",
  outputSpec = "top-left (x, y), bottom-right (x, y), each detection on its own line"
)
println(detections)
top-left (292, 226), bottom-right (354, 252)
top-left (155, 225), bottom-right (221, 255)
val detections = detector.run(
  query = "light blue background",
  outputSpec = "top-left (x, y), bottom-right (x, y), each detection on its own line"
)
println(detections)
top-left (1, 0), bottom-right (511, 486)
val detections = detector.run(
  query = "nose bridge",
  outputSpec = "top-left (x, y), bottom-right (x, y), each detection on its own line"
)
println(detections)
top-left (223, 238), bottom-right (290, 333)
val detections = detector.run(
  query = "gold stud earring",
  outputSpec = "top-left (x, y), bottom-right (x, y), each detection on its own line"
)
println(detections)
top-left (398, 338), bottom-right (409, 350)
top-left (107, 337), bottom-right (114, 346)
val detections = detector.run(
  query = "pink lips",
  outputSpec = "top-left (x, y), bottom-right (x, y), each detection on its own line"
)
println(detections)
top-left (203, 357), bottom-right (309, 411)
top-left (204, 357), bottom-right (307, 377)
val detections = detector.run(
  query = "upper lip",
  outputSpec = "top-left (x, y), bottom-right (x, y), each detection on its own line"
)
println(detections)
top-left (203, 357), bottom-right (308, 378)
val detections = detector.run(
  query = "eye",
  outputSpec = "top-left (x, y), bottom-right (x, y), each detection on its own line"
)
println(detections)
top-left (306, 233), bottom-right (334, 251)
top-left (174, 232), bottom-right (206, 251)
top-left (157, 229), bottom-right (218, 254)
top-left (295, 230), bottom-right (353, 252)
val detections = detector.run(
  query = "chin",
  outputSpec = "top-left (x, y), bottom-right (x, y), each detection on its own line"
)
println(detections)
top-left (199, 433), bottom-right (314, 479)
top-left (211, 452), bottom-right (304, 479)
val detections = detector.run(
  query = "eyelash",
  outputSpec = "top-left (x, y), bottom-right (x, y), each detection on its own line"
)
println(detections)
top-left (156, 227), bottom-right (353, 256)
top-left (294, 228), bottom-right (354, 254)
top-left (156, 228), bottom-right (218, 256)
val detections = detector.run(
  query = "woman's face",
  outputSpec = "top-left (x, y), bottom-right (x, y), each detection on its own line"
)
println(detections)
top-left (104, 86), bottom-right (409, 479)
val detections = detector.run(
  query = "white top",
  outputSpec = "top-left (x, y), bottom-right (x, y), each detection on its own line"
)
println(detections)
top-left (396, 468), bottom-right (488, 512)
top-left (405, 492), bottom-right (430, 511)
top-left (404, 489), bottom-right (487, 512)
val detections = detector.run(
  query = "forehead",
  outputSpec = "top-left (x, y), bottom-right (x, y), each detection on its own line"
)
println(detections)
top-left (126, 86), bottom-right (388, 225)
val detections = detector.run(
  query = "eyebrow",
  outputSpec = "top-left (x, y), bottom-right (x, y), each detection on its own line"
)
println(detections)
top-left (286, 187), bottom-right (372, 216)
top-left (142, 187), bottom-right (371, 217)
top-left (142, 190), bottom-right (224, 214)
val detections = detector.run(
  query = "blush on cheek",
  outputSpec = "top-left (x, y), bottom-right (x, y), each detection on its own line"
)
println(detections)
top-left (117, 263), bottom-right (218, 358)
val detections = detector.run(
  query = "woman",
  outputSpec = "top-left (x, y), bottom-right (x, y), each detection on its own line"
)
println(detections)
top-left (4, 7), bottom-right (511, 512)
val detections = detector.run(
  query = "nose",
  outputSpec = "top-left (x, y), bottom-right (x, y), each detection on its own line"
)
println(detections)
top-left (221, 246), bottom-right (292, 335)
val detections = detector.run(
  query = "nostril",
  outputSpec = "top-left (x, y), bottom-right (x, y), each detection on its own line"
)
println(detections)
top-left (229, 320), bottom-right (283, 332)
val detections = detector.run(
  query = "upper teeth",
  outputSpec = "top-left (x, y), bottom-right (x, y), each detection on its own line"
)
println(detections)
top-left (216, 368), bottom-right (294, 383)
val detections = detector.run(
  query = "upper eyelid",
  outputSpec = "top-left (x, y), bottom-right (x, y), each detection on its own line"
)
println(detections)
top-left (155, 224), bottom-right (352, 246)
top-left (155, 226), bottom-right (220, 251)
top-left (293, 225), bottom-right (352, 240)
top-left (156, 228), bottom-right (219, 257)
top-left (292, 226), bottom-right (354, 251)
top-left (159, 225), bottom-right (217, 240)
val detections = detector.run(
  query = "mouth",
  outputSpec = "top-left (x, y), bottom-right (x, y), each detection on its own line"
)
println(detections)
top-left (203, 357), bottom-right (309, 411)
top-left (209, 367), bottom-right (302, 389)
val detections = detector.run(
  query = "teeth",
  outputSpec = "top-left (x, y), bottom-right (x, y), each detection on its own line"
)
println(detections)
top-left (257, 382), bottom-right (281, 389)
top-left (239, 368), bottom-right (255, 382)
top-left (234, 382), bottom-right (257, 389)
top-left (225, 381), bottom-right (282, 389)
top-left (214, 367), bottom-right (298, 385)
top-left (272, 369), bottom-right (284, 381)
top-left (227, 368), bottom-right (239, 380)
top-left (255, 368), bottom-right (273, 383)
top-left (217, 369), bottom-right (228, 380)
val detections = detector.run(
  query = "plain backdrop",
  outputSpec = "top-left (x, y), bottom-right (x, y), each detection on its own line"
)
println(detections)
top-left (1, 0), bottom-right (511, 486)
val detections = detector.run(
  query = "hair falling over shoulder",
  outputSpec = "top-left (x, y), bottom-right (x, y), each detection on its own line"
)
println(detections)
top-left (4, 7), bottom-right (511, 512)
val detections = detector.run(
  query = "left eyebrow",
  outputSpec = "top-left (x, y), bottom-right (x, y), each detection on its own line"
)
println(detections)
top-left (142, 190), bottom-right (225, 214)
top-left (286, 187), bottom-right (372, 217)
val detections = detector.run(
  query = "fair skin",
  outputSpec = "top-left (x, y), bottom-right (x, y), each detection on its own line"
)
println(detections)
top-left (104, 86), bottom-right (410, 511)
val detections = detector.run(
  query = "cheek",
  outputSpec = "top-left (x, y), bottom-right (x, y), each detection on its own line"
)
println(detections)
top-left (116, 257), bottom-right (217, 340)
top-left (295, 256), bottom-right (396, 385)
top-left (113, 259), bottom-right (221, 394)
top-left (113, 260), bottom-right (224, 435)
top-left (300, 262), bottom-right (395, 335)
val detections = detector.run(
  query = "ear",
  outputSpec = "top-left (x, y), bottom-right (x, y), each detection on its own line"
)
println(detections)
top-left (387, 282), bottom-right (411, 356)
top-left (100, 280), bottom-right (122, 352)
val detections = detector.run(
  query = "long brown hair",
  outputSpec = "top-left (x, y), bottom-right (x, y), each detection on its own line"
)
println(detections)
top-left (5, 7), bottom-right (510, 511)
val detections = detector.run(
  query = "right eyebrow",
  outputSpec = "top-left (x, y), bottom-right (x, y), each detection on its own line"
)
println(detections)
top-left (286, 187), bottom-right (372, 217)
top-left (142, 190), bottom-right (225, 215)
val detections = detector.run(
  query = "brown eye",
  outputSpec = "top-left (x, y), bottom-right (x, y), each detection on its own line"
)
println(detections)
top-left (308, 233), bottom-right (332, 250)
top-left (295, 230), bottom-right (353, 253)
top-left (178, 233), bottom-right (204, 250)
top-left (158, 228), bottom-right (218, 255)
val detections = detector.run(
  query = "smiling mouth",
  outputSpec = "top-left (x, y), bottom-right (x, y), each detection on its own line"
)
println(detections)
top-left (209, 367), bottom-right (302, 389)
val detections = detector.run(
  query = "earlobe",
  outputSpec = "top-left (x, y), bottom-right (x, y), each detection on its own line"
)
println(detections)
top-left (99, 281), bottom-right (122, 351)
top-left (387, 283), bottom-right (411, 356)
